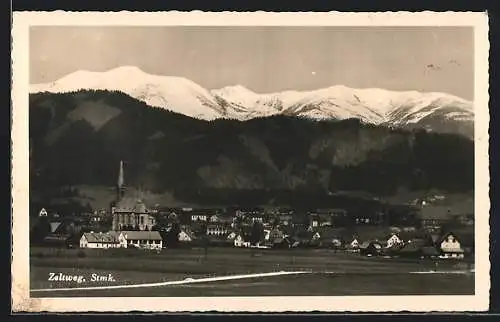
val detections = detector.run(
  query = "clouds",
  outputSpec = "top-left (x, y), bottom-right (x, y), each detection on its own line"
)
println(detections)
top-left (30, 26), bottom-right (474, 100)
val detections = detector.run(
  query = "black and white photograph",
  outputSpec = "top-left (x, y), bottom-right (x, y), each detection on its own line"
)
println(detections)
top-left (11, 11), bottom-right (490, 312)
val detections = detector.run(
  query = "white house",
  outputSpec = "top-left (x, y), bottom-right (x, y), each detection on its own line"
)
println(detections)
top-left (80, 232), bottom-right (120, 249)
top-left (39, 208), bottom-right (48, 217)
top-left (234, 235), bottom-right (251, 248)
top-left (191, 214), bottom-right (207, 222)
top-left (226, 231), bottom-right (237, 240)
top-left (385, 233), bottom-right (403, 248)
top-left (178, 230), bottom-right (194, 242)
top-left (312, 232), bottom-right (321, 241)
top-left (439, 232), bottom-right (465, 259)
top-left (118, 230), bottom-right (162, 250)
top-left (345, 237), bottom-right (360, 252)
top-left (206, 224), bottom-right (229, 236)
top-left (209, 214), bottom-right (221, 223)
top-left (263, 229), bottom-right (271, 241)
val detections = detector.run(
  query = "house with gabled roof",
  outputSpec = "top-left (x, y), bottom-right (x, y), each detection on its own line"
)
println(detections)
top-left (292, 229), bottom-right (315, 247)
top-left (315, 227), bottom-right (344, 248)
top-left (272, 236), bottom-right (295, 249)
top-left (359, 240), bottom-right (384, 256)
top-left (438, 232), bottom-right (465, 259)
top-left (384, 233), bottom-right (404, 248)
top-left (118, 230), bottom-right (162, 250)
top-left (177, 226), bottom-right (196, 243)
top-left (233, 233), bottom-right (251, 248)
top-left (397, 239), bottom-right (440, 258)
top-left (80, 231), bottom-right (120, 249)
top-left (345, 236), bottom-right (360, 252)
top-left (206, 224), bottom-right (230, 236)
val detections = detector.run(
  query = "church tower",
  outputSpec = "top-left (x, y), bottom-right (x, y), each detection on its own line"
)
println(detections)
top-left (117, 160), bottom-right (126, 200)
top-left (112, 160), bottom-right (127, 231)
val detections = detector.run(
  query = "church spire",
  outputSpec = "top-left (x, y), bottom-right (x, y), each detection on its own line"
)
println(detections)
top-left (117, 160), bottom-right (125, 200)
top-left (118, 160), bottom-right (124, 188)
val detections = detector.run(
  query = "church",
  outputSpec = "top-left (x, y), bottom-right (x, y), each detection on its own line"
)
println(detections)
top-left (111, 161), bottom-right (156, 231)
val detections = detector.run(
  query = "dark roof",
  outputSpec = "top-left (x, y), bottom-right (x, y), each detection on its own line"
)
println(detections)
top-left (316, 228), bottom-right (344, 240)
top-left (399, 240), bottom-right (426, 253)
top-left (294, 230), bottom-right (314, 240)
top-left (442, 230), bottom-right (474, 247)
top-left (347, 227), bottom-right (390, 243)
top-left (82, 232), bottom-right (119, 243)
top-left (120, 230), bottom-right (162, 240)
top-left (206, 224), bottom-right (230, 229)
top-left (437, 231), bottom-right (461, 245)
top-left (398, 230), bottom-right (429, 242)
top-left (44, 234), bottom-right (71, 242)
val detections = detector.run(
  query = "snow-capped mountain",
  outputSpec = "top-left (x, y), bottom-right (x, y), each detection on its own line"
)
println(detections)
top-left (30, 66), bottom-right (224, 120)
top-left (31, 66), bottom-right (474, 137)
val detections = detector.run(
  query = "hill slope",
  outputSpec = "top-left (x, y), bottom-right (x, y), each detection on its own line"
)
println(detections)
top-left (29, 90), bottom-right (474, 207)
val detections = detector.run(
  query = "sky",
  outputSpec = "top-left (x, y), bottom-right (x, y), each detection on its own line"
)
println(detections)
top-left (30, 26), bottom-right (474, 100)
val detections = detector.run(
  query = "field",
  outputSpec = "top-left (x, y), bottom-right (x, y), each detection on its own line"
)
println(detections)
top-left (30, 247), bottom-right (475, 297)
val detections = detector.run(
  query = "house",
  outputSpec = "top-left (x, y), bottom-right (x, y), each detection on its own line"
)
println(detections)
top-left (191, 213), bottom-right (208, 222)
top-left (438, 232), bottom-right (465, 259)
top-left (38, 208), bottom-right (49, 217)
top-left (263, 229), bottom-right (271, 241)
top-left (177, 227), bottom-right (196, 243)
top-left (308, 211), bottom-right (333, 228)
top-left (397, 240), bottom-right (425, 258)
top-left (398, 230), bottom-right (431, 245)
top-left (312, 231), bottom-right (321, 241)
top-left (345, 236), bottom-right (360, 252)
top-left (43, 233), bottom-right (73, 248)
top-left (247, 213), bottom-right (265, 223)
top-left (112, 198), bottom-right (156, 231)
top-left (49, 221), bottom-right (63, 233)
top-left (359, 241), bottom-right (384, 256)
top-left (317, 208), bottom-right (348, 226)
top-left (272, 236), bottom-right (294, 249)
top-left (226, 231), bottom-right (238, 240)
top-left (206, 224), bottom-right (229, 236)
top-left (214, 215), bottom-right (234, 225)
top-left (354, 215), bottom-right (373, 225)
top-left (313, 228), bottom-right (343, 248)
top-left (235, 207), bottom-right (265, 219)
top-left (234, 234), bottom-right (251, 248)
top-left (118, 230), bottom-right (163, 250)
top-left (269, 228), bottom-right (286, 240)
top-left (206, 231), bottom-right (234, 247)
top-left (209, 214), bottom-right (221, 223)
top-left (278, 215), bottom-right (293, 226)
top-left (80, 232), bottom-right (120, 249)
top-left (384, 233), bottom-right (403, 248)
top-left (419, 205), bottom-right (451, 232)
top-left (293, 229), bottom-right (315, 246)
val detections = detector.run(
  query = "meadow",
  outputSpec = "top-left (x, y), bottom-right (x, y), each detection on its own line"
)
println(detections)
top-left (30, 246), bottom-right (474, 297)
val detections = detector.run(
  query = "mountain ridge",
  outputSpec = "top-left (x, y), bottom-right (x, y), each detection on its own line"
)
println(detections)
top-left (30, 66), bottom-right (474, 138)
top-left (29, 89), bottom-right (474, 207)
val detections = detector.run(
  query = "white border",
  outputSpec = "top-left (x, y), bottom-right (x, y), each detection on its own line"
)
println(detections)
top-left (11, 11), bottom-right (490, 312)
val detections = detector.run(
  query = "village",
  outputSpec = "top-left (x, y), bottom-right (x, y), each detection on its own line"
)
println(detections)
top-left (31, 196), bottom-right (475, 261)
top-left (30, 162), bottom-right (475, 262)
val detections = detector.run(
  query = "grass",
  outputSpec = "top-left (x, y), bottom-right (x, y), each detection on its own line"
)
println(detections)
top-left (30, 246), bottom-right (474, 297)
top-left (31, 271), bottom-right (475, 297)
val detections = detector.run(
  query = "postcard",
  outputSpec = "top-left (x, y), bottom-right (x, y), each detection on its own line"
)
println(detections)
top-left (11, 11), bottom-right (490, 312)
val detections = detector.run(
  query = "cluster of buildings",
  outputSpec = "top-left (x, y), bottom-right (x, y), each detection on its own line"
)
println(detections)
top-left (33, 161), bottom-right (474, 260)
